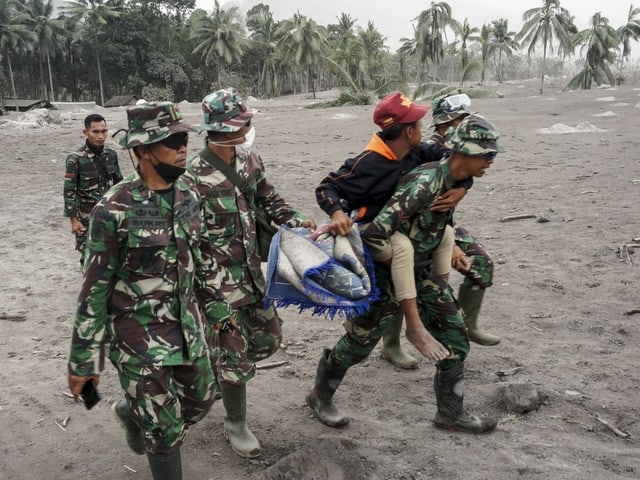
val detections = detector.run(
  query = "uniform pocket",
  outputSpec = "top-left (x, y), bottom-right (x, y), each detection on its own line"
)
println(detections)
top-left (123, 230), bottom-right (169, 275)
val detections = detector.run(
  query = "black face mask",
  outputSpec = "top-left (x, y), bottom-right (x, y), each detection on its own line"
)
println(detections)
top-left (154, 162), bottom-right (185, 183)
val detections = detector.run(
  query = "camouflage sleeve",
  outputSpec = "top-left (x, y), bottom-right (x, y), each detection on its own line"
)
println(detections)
top-left (111, 151), bottom-right (124, 184)
top-left (63, 154), bottom-right (79, 218)
top-left (195, 203), bottom-right (234, 328)
top-left (68, 202), bottom-right (119, 376)
top-left (361, 169), bottom-right (438, 255)
top-left (255, 157), bottom-right (306, 227)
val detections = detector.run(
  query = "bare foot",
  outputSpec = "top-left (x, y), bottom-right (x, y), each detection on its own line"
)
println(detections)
top-left (405, 327), bottom-right (450, 362)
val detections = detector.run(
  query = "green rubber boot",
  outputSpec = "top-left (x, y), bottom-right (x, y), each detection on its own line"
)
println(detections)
top-left (222, 383), bottom-right (261, 458)
top-left (111, 399), bottom-right (145, 455)
top-left (381, 312), bottom-right (419, 369)
top-left (147, 448), bottom-right (182, 480)
top-left (433, 363), bottom-right (497, 433)
top-left (458, 286), bottom-right (501, 346)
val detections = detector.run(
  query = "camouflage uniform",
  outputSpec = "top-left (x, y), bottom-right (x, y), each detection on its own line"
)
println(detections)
top-left (68, 102), bottom-right (230, 456)
top-left (307, 114), bottom-right (504, 434)
top-left (429, 130), bottom-right (493, 289)
top-left (187, 143), bottom-right (306, 384)
top-left (340, 157), bottom-right (469, 368)
top-left (63, 142), bottom-right (123, 255)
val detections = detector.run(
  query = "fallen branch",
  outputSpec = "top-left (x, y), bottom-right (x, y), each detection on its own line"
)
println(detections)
top-left (593, 415), bottom-right (630, 438)
top-left (124, 465), bottom-right (137, 473)
top-left (624, 309), bottom-right (640, 316)
top-left (256, 360), bottom-right (290, 370)
top-left (0, 313), bottom-right (27, 322)
top-left (500, 214), bottom-right (536, 222)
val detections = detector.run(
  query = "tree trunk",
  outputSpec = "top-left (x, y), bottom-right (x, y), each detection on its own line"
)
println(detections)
top-left (540, 32), bottom-right (548, 95)
top-left (8, 55), bottom-right (18, 110)
top-left (46, 52), bottom-right (55, 102)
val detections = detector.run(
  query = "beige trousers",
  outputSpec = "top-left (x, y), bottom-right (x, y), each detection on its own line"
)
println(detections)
top-left (372, 225), bottom-right (454, 301)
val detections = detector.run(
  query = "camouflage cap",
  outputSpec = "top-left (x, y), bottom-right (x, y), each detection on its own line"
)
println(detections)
top-left (445, 113), bottom-right (506, 155)
top-left (431, 93), bottom-right (471, 126)
top-left (199, 87), bottom-right (254, 133)
top-left (118, 101), bottom-right (194, 149)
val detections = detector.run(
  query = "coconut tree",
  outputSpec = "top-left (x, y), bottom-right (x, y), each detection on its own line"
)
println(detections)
top-left (190, 0), bottom-right (246, 86)
top-left (16, 0), bottom-right (62, 100)
top-left (490, 18), bottom-right (519, 83)
top-left (517, 0), bottom-right (573, 94)
top-left (414, 1), bottom-right (454, 81)
top-left (249, 10), bottom-right (281, 97)
top-left (327, 13), bottom-right (365, 88)
top-left (617, 4), bottom-right (640, 71)
top-left (565, 12), bottom-right (619, 90)
top-left (358, 21), bottom-right (387, 88)
top-left (452, 18), bottom-right (480, 86)
top-left (277, 12), bottom-right (327, 98)
top-left (0, 1), bottom-right (35, 107)
top-left (60, 0), bottom-right (120, 106)
top-left (478, 23), bottom-right (492, 85)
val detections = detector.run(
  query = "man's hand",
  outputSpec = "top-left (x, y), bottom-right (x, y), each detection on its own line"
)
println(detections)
top-left (430, 187), bottom-right (467, 212)
top-left (327, 210), bottom-right (352, 236)
top-left (68, 374), bottom-right (100, 403)
top-left (451, 245), bottom-right (471, 272)
top-left (70, 217), bottom-right (86, 235)
top-left (301, 218), bottom-right (317, 231)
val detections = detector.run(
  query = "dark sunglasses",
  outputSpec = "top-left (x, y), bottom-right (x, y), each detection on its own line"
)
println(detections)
top-left (160, 133), bottom-right (189, 150)
top-left (484, 152), bottom-right (497, 161)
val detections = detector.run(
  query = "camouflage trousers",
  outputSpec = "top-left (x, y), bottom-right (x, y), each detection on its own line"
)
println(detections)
top-left (212, 303), bottom-right (282, 386)
top-left (113, 354), bottom-right (217, 455)
top-left (454, 223), bottom-right (494, 289)
top-left (332, 266), bottom-right (469, 371)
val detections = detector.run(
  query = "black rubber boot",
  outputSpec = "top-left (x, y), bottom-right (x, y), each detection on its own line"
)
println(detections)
top-left (306, 349), bottom-right (350, 428)
top-left (111, 399), bottom-right (145, 455)
top-left (433, 363), bottom-right (497, 433)
top-left (146, 449), bottom-right (182, 480)
top-left (221, 383), bottom-right (261, 458)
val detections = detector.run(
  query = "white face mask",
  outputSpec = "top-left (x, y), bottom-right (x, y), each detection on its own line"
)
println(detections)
top-left (235, 126), bottom-right (256, 155)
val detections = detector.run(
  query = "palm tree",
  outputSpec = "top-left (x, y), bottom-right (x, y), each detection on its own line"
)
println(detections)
top-left (16, 0), bottom-right (62, 101)
top-left (249, 10), bottom-right (281, 97)
top-left (277, 12), bottom-right (327, 98)
top-left (490, 18), bottom-right (519, 83)
top-left (0, 0), bottom-right (35, 107)
top-left (617, 4), bottom-right (640, 71)
top-left (565, 12), bottom-right (619, 90)
top-left (517, 0), bottom-right (573, 94)
top-left (479, 24), bottom-right (492, 85)
top-left (60, 0), bottom-right (120, 106)
top-left (190, 0), bottom-right (246, 86)
top-left (414, 1), bottom-right (454, 81)
top-left (358, 21), bottom-right (387, 88)
top-left (327, 13), bottom-right (365, 88)
top-left (452, 18), bottom-right (479, 86)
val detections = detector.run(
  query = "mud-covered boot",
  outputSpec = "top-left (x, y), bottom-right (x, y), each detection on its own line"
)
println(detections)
top-left (146, 448), bottom-right (182, 480)
top-left (222, 383), bottom-right (261, 458)
top-left (112, 399), bottom-right (145, 455)
top-left (458, 286), bottom-right (501, 346)
top-left (433, 363), bottom-right (497, 433)
top-left (306, 349), bottom-right (350, 428)
top-left (381, 312), bottom-right (419, 369)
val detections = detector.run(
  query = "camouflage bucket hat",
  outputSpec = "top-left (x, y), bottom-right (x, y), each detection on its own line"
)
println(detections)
top-left (118, 101), bottom-right (194, 149)
top-left (431, 93), bottom-right (472, 126)
top-left (445, 113), bottom-right (506, 155)
top-left (199, 87), bottom-right (254, 133)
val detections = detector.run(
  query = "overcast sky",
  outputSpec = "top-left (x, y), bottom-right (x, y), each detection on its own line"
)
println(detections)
top-left (195, 0), bottom-right (631, 50)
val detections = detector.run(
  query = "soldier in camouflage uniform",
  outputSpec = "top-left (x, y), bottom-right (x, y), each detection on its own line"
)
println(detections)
top-left (430, 92), bottom-right (501, 345)
top-left (185, 87), bottom-right (316, 458)
top-left (306, 114), bottom-right (504, 434)
top-left (63, 114), bottom-right (123, 264)
top-left (67, 102), bottom-right (231, 480)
